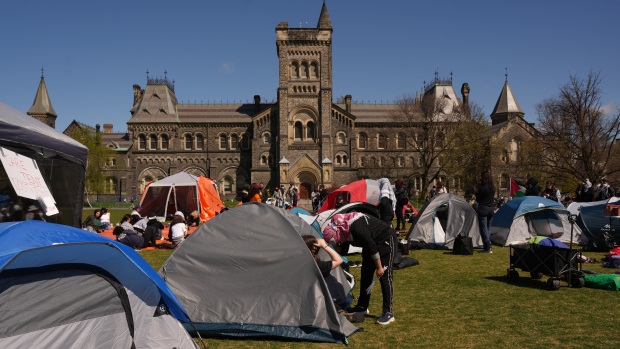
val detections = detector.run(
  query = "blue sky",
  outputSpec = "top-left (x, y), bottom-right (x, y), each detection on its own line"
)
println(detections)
top-left (1, 0), bottom-right (619, 133)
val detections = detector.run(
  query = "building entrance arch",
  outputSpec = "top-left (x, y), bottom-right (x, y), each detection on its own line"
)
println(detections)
top-left (297, 171), bottom-right (317, 199)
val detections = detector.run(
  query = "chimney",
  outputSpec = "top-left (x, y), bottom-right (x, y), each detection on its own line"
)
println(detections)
top-left (133, 84), bottom-right (141, 106)
top-left (344, 95), bottom-right (352, 113)
top-left (254, 95), bottom-right (261, 113)
top-left (95, 124), bottom-right (101, 133)
top-left (103, 124), bottom-right (113, 134)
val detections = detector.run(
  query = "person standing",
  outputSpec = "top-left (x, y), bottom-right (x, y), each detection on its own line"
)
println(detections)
top-left (377, 178), bottom-right (395, 225)
top-left (311, 189), bottom-right (320, 212)
top-left (291, 187), bottom-right (299, 207)
top-left (474, 171), bottom-right (495, 253)
top-left (273, 186), bottom-right (283, 207)
top-left (541, 181), bottom-right (561, 203)
top-left (323, 212), bottom-right (398, 325)
top-left (394, 179), bottom-right (407, 231)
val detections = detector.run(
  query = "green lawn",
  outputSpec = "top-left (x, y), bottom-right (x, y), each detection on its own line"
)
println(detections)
top-left (84, 209), bottom-right (619, 348)
top-left (137, 242), bottom-right (620, 349)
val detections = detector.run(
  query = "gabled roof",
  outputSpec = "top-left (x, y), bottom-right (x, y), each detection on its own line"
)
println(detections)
top-left (27, 76), bottom-right (57, 117)
top-left (317, 1), bottom-right (332, 29)
top-left (102, 132), bottom-right (131, 151)
top-left (491, 81), bottom-right (524, 117)
top-left (128, 80), bottom-right (179, 123)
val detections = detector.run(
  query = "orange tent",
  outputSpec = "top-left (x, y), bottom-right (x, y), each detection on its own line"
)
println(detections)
top-left (139, 172), bottom-right (224, 222)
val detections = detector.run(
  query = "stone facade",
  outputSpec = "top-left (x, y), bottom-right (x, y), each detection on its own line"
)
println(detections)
top-left (48, 3), bottom-right (538, 201)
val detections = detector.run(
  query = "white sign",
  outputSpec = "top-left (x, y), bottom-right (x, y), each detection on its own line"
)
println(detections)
top-left (0, 147), bottom-right (59, 216)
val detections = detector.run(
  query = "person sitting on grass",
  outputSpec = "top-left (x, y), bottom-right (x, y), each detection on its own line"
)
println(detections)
top-left (167, 211), bottom-right (188, 248)
top-left (99, 207), bottom-right (111, 230)
top-left (112, 226), bottom-right (143, 250)
top-left (82, 209), bottom-right (102, 233)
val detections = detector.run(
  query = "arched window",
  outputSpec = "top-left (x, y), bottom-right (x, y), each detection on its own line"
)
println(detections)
top-left (501, 150), bottom-right (508, 164)
top-left (219, 135), bottom-right (227, 149)
top-left (196, 134), bottom-right (204, 150)
top-left (230, 134), bottom-right (238, 150)
top-left (337, 132), bottom-right (346, 144)
top-left (396, 133), bottom-right (405, 149)
top-left (185, 135), bottom-right (192, 150)
top-left (294, 122), bottom-right (303, 140)
top-left (263, 133), bottom-right (271, 144)
top-left (500, 174), bottom-right (509, 189)
top-left (161, 134), bottom-right (168, 150)
top-left (149, 135), bottom-right (157, 150)
top-left (306, 121), bottom-right (315, 140)
top-left (511, 138), bottom-right (520, 162)
top-left (300, 63), bottom-right (308, 78)
top-left (261, 155), bottom-right (267, 165)
top-left (240, 134), bottom-right (249, 149)
top-left (342, 155), bottom-right (348, 165)
top-left (377, 134), bottom-right (386, 149)
top-left (291, 62), bottom-right (299, 79)
top-left (309, 62), bottom-right (318, 79)
top-left (358, 133), bottom-right (367, 149)
top-left (138, 135), bottom-right (146, 150)
top-left (223, 176), bottom-right (233, 194)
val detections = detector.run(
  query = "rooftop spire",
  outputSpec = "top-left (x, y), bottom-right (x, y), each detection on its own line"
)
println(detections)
top-left (490, 78), bottom-right (524, 125)
top-left (27, 74), bottom-right (57, 118)
top-left (317, 1), bottom-right (332, 29)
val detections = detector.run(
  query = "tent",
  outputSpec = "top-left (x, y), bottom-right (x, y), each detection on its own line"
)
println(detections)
top-left (314, 202), bottom-right (381, 231)
top-left (139, 171), bottom-right (223, 222)
top-left (0, 102), bottom-right (88, 227)
top-left (0, 221), bottom-right (197, 349)
top-left (406, 193), bottom-right (482, 249)
top-left (490, 196), bottom-right (583, 246)
top-left (159, 202), bottom-right (359, 344)
top-left (317, 179), bottom-right (381, 213)
top-left (567, 199), bottom-right (620, 243)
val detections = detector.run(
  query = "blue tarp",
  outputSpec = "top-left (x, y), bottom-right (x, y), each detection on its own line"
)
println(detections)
top-left (0, 221), bottom-right (191, 323)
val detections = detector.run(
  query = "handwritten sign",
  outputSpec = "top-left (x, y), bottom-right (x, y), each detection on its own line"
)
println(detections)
top-left (0, 147), bottom-right (59, 216)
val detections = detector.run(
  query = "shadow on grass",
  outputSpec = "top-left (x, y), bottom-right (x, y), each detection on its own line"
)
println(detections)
top-left (485, 275), bottom-right (552, 291)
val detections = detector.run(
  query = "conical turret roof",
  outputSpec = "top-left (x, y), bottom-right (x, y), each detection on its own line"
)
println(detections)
top-left (317, 1), bottom-right (332, 29)
top-left (27, 76), bottom-right (57, 117)
top-left (491, 81), bottom-right (523, 117)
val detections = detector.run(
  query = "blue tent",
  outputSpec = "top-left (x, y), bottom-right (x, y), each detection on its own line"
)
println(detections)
top-left (0, 221), bottom-right (197, 349)
top-left (490, 196), bottom-right (583, 246)
top-left (567, 200), bottom-right (620, 243)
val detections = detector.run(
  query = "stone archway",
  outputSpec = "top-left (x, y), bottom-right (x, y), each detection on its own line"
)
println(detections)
top-left (297, 171), bottom-right (317, 199)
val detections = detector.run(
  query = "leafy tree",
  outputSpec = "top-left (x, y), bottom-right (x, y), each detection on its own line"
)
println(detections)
top-left (535, 71), bottom-right (620, 184)
top-left (69, 128), bottom-right (116, 196)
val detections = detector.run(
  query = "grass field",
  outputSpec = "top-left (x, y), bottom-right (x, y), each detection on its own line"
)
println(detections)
top-left (85, 209), bottom-right (620, 348)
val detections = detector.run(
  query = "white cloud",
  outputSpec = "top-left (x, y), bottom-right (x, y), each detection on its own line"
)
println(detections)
top-left (601, 101), bottom-right (618, 115)
top-left (221, 62), bottom-right (235, 73)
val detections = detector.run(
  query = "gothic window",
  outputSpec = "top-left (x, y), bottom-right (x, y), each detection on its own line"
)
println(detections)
top-left (337, 132), bottom-right (346, 144)
top-left (263, 132), bottom-right (271, 144)
top-left (300, 63), bottom-right (308, 78)
top-left (138, 135), bottom-right (146, 150)
top-left (306, 121), bottom-right (315, 140)
top-left (161, 134), bottom-right (168, 150)
top-left (291, 62), bottom-right (299, 79)
top-left (230, 134), bottom-right (238, 150)
top-left (294, 122), bottom-right (303, 140)
top-left (149, 135), bottom-right (157, 150)
top-left (196, 134), bottom-right (204, 150)
top-left (310, 62), bottom-right (318, 79)
top-left (377, 134), bottom-right (386, 149)
top-left (358, 133), bottom-right (367, 149)
top-left (510, 138), bottom-right (520, 162)
top-left (185, 135), bottom-right (192, 150)
top-left (219, 135), bottom-right (227, 150)
top-left (396, 133), bottom-right (405, 149)
top-left (500, 174), bottom-right (509, 189)
top-left (223, 176), bottom-right (233, 194)
top-left (335, 155), bottom-right (341, 165)
top-left (342, 155), bottom-right (348, 165)
top-left (261, 155), bottom-right (267, 165)
top-left (240, 134), bottom-right (249, 149)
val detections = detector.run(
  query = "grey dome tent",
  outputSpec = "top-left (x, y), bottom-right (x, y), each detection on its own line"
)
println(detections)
top-left (567, 199), bottom-right (620, 244)
top-left (159, 202), bottom-right (359, 344)
top-left (406, 193), bottom-right (482, 249)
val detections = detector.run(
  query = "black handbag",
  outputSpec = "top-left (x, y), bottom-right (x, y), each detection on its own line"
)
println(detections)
top-left (453, 235), bottom-right (474, 255)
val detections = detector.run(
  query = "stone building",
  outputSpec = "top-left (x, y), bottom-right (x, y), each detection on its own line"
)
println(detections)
top-left (24, 3), bottom-right (536, 201)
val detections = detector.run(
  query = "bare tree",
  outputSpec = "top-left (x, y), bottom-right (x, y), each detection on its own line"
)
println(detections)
top-left (391, 93), bottom-right (483, 198)
top-left (536, 71), bottom-right (620, 183)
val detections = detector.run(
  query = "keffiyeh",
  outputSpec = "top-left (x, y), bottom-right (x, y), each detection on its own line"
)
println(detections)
top-left (323, 212), bottom-right (366, 244)
top-left (378, 178), bottom-right (396, 212)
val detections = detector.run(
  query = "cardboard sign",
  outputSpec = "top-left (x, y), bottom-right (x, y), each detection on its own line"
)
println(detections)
top-left (0, 147), bottom-right (59, 216)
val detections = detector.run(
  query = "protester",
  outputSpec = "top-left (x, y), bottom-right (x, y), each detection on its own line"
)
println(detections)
top-left (240, 185), bottom-right (250, 203)
top-left (428, 186), bottom-right (437, 199)
top-left (10, 205), bottom-right (24, 222)
top-left (142, 214), bottom-right (164, 248)
top-left (302, 235), bottom-right (345, 312)
top-left (394, 179), bottom-right (407, 231)
top-left (99, 207), bottom-right (111, 230)
top-left (334, 194), bottom-right (347, 209)
top-left (169, 211), bottom-right (188, 248)
top-left (273, 186), bottom-right (283, 207)
top-left (541, 181), bottom-right (561, 203)
top-left (436, 182), bottom-right (447, 195)
top-left (187, 210), bottom-right (200, 226)
top-left (595, 179), bottom-right (615, 201)
top-left (249, 183), bottom-right (262, 202)
top-left (324, 212), bottom-right (397, 325)
top-left (130, 205), bottom-right (142, 224)
top-left (113, 226), bottom-right (144, 250)
top-left (319, 185), bottom-right (328, 207)
top-left (311, 189), bottom-right (320, 212)
top-left (580, 179), bottom-right (594, 202)
top-left (119, 214), bottom-right (135, 232)
top-left (82, 209), bottom-right (102, 233)
top-left (291, 187), bottom-right (299, 207)
top-left (258, 182), bottom-right (265, 202)
top-left (525, 178), bottom-right (542, 196)
top-left (25, 205), bottom-right (39, 220)
top-left (474, 171), bottom-right (495, 253)
top-left (377, 178), bottom-right (396, 225)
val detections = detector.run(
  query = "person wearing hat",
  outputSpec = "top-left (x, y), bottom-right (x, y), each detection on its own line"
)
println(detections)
top-left (25, 205), bottom-right (39, 220)
top-left (323, 212), bottom-right (398, 325)
top-left (169, 211), bottom-right (187, 248)
top-left (131, 205), bottom-right (143, 224)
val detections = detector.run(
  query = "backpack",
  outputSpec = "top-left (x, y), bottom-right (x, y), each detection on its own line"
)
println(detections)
top-left (453, 235), bottom-right (474, 255)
